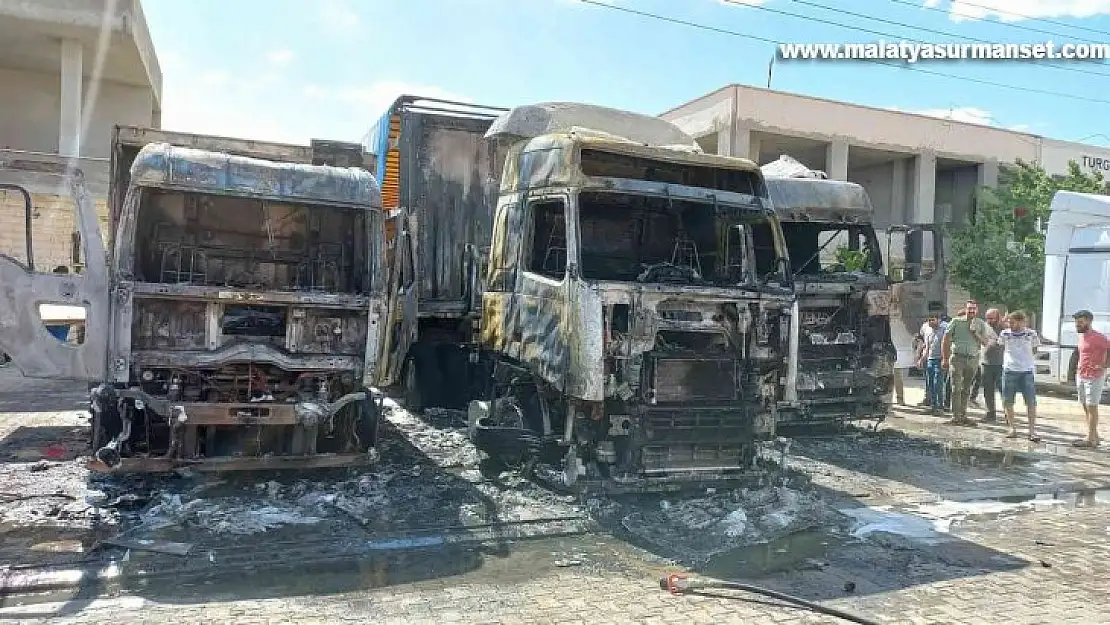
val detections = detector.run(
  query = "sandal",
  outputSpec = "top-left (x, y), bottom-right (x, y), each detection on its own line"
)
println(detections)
top-left (1071, 439), bottom-right (1097, 448)
top-left (1028, 435), bottom-right (1042, 443)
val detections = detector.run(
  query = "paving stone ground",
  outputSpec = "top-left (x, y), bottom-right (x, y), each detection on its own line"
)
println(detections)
top-left (3, 370), bottom-right (1110, 624)
top-left (4, 501), bottom-right (1109, 624)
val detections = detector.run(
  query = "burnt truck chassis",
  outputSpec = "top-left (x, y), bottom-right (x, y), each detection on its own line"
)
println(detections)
top-left (787, 280), bottom-right (895, 429)
top-left (84, 138), bottom-right (386, 473)
top-left (90, 379), bottom-right (380, 473)
top-left (468, 296), bottom-right (789, 495)
top-left (764, 176), bottom-right (897, 431)
top-left (461, 149), bottom-right (793, 493)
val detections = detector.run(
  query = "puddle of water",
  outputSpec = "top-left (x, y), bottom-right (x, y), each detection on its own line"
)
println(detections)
top-left (941, 446), bottom-right (1030, 469)
top-left (699, 530), bottom-right (846, 578)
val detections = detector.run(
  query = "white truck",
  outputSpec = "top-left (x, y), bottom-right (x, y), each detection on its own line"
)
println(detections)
top-left (1037, 190), bottom-right (1110, 400)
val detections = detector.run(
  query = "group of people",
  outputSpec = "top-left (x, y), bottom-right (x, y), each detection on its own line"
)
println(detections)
top-left (901, 300), bottom-right (1108, 447)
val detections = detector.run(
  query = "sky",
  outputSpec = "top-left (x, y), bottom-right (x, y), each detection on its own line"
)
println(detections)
top-left (142, 0), bottom-right (1110, 148)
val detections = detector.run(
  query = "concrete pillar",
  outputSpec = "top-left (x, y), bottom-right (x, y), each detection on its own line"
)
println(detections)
top-left (913, 150), bottom-right (936, 224)
top-left (747, 133), bottom-right (762, 164)
top-left (826, 139), bottom-right (849, 181)
top-left (719, 124), bottom-right (760, 161)
top-left (977, 159), bottom-right (999, 188)
top-left (716, 127), bottom-right (734, 157)
top-left (59, 39), bottom-right (83, 157)
top-left (891, 158), bottom-right (908, 225)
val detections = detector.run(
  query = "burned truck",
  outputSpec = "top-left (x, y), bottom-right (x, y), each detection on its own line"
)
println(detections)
top-left (372, 97), bottom-right (798, 490)
top-left (2, 126), bottom-right (388, 472)
top-left (764, 175), bottom-right (895, 428)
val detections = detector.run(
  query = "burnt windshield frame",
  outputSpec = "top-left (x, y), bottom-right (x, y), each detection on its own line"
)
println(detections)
top-left (784, 221), bottom-right (883, 277)
top-left (579, 148), bottom-right (763, 196)
top-left (574, 189), bottom-right (770, 286)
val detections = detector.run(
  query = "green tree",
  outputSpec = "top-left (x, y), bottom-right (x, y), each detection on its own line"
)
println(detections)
top-left (948, 160), bottom-right (1106, 315)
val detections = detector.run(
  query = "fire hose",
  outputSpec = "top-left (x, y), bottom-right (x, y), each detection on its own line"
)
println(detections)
top-left (661, 574), bottom-right (881, 625)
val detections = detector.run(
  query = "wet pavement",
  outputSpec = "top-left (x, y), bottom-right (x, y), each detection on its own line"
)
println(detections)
top-left (3, 369), bottom-right (1110, 623)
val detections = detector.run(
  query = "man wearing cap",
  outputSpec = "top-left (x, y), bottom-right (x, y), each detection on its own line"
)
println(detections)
top-left (1072, 310), bottom-right (1109, 448)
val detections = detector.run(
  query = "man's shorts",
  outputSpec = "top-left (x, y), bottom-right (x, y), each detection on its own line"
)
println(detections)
top-left (1002, 370), bottom-right (1036, 407)
top-left (1077, 376), bottom-right (1106, 407)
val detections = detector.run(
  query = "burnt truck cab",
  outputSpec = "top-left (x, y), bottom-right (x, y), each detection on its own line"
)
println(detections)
top-left (469, 104), bottom-right (797, 491)
top-left (0, 130), bottom-right (390, 472)
top-left (764, 176), bottom-right (895, 427)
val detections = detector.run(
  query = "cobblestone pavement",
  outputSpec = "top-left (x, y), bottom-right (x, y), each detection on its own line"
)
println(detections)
top-left (4, 498), bottom-right (1109, 624)
top-left (3, 371), bottom-right (1110, 624)
top-left (787, 379), bottom-right (1110, 506)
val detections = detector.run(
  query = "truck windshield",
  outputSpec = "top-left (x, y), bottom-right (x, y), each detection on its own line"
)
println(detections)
top-left (132, 189), bottom-right (374, 294)
top-left (576, 190), bottom-right (768, 286)
top-left (783, 222), bottom-right (882, 276)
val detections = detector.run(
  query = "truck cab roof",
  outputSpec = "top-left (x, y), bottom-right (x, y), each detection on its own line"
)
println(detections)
top-left (485, 102), bottom-right (702, 151)
top-left (764, 177), bottom-right (874, 223)
top-left (129, 142), bottom-right (383, 210)
top-left (501, 132), bottom-right (766, 202)
top-left (1049, 190), bottom-right (1110, 222)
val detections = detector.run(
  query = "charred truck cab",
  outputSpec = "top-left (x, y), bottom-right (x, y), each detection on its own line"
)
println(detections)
top-left (469, 104), bottom-right (796, 491)
top-left (764, 176), bottom-right (895, 428)
top-left (1, 127), bottom-right (389, 472)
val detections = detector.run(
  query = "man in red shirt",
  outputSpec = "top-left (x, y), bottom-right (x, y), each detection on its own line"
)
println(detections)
top-left (1072, 310), bottom-right (1109, 448)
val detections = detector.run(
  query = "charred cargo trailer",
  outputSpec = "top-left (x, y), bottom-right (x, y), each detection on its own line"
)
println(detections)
top-left (368, 97), bottom-right (510, 409)
top-left (0, 126), bottom-right (390, 473)
top-left (764, 176), bottom-right (896, 428)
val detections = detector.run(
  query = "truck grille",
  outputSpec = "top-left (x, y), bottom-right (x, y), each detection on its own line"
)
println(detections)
top-left (640, 408), bottom-right (754, 473)
top-left (650, 357), bottom-right (739, 403)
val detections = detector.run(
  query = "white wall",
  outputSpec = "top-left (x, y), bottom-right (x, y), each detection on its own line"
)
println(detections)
top-left (664, 85), bottom-right (1043, 164)
top-left (1040, 139), bottom-right (1110, 178)
top-left (82, 80), bottom-right (153, 156)
top-left (849, 162), bottom-right (897, 227)
top-left (0, 66), bottom-right (154, 158)
top-left (0, 67), bottom-right (60, 153)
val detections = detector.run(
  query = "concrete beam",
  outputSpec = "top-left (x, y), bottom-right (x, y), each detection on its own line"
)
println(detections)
top-left (913, 150), bottom-right (936, 224)
top-left (827, 139), bottom-right (849, 181)
top-left (978, 159), bottom-right (999, 188)
top-left (59, 37), bottom-right (82, 157)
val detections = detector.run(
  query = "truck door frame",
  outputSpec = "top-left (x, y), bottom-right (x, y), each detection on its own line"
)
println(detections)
top-left (0, 167), bottom-right (110, 381)
top-left (885, 224), bottom-right (947, 362)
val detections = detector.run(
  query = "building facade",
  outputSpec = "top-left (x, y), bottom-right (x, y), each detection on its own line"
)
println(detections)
top-left (0, 0), bottom-right (161, 271)
top-left (661, 84), bottom-right (1110, 230)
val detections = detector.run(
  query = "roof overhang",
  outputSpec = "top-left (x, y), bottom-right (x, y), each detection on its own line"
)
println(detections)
top-left (0, 0), bottom-right (161, 110)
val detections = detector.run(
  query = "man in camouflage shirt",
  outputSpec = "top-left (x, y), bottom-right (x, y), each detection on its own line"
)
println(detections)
top-left (942, 300), bottom-right (993, 427)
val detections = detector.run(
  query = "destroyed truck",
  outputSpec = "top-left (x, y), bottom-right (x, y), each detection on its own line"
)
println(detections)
top-left (764, 174), bottom-right (896, 428)
top-left (0, 126), bottom-right (388, 472)
top-left (371, 97), bottom-right (798, 490)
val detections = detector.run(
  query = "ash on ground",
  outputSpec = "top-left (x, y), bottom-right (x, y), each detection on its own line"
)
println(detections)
top-left (383, 402), bottom-right (482, 469)
top-left (589, 486), bottom-right (850, 566)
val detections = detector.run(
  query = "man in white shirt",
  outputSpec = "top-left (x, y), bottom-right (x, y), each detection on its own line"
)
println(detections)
top-left (997, 310), bottom-right (1041, 442)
